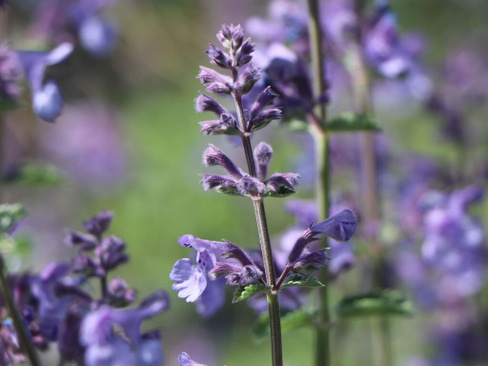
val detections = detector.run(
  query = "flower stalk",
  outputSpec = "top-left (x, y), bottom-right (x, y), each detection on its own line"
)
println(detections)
top-left (349, 1), bottom-right (392, 365)
top-left (0, 256), bottom-right (42, 366)
top-left (231, 72), bottom-right (283, 366)
top-left (307, 1), bottom-right (332, 366)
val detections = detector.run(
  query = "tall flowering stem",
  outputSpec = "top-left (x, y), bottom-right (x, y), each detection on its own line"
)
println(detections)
top-left (0, 256), bottom-right (41, 366)
top-left (349, 1), bottom-right (391, 365)
top-left (307, 1), bottom-right (331, 366)
top-left (230, 56), bottom-right (283, 366)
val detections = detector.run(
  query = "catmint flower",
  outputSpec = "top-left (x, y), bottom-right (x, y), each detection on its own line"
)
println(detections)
top-left (248, 86), bottom-right (282, 131)
top-left (254, 142), bottom-right (273, 180)
top-left (17, 42), bottom-right (74, 122)
top-left (286, 226), bottom-right (320, 266)
top-left (421, 186), bottom-right (485, 298)
top-left (363, 4), bottom-right (411, 78)
top-left (236, 175), bottom-right (267, 197)
top-left (170, 258), bottom-right (207, 303)
top-left (284, 200), bottom-right (357, 277)
top-left (206, 44), bottom-right (232, 69)
top-left (107, 277), bottom-right (137, 307)
top-left (197, 66), bottom-right (233, 94)
top-left (81, 290), bottom-right (169, 366)
top-left (178, 352), bottom-right (207, 366)
top-left (208, 242), bottom-right (263, 285)
top-left (310, 209), bottom-right (357, 242)
top-left (31, 262), bottom-right (90, 340)
top-left (217, 24), bottom-right (244, 50)
top-left (172, 235), bottom-right (264, 316)
top-left (65, 230), bottom-right (98, 251)
top-left (83, 210), bottom-right (114, 237)
top-left (79, 17), bottom-right (118, 58)
top-left (95, 236), bottom-right (129, 272)
top-left (235, 64), bottom-right (260, 95)
top-left (292, 248), bottom-right (331, 272)
top-left (195, 93), bottom-right (239, 135)
top-left (203, 144), bottom-right (243, 179)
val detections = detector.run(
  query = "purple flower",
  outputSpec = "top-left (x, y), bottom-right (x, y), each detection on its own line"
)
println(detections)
top-left (81, 290), bottom-right (169, 366)
top-left (171, 235), bottom-right (264, 316)
top-left (170, 259), bottom-right (207, 303)
top-left (79, 16), bottom-right (118, 58)
top-left (363, 5), bottom-right (412, 78)
top-left (31, 262), bottom-right (90, 340)
top-left (17, 43), bottom-right (73, 122)
top-left (283, 199), bottom-right (357, 277)
top-left (421, 186), bottom-right (485, 298)
top-left (34, 0), bottom-right (119, 57)
top-left (39, 104), bottom-right (127, 188)
top-left (200, 143), bottom-right (297, 198)
top-left (310, 209), bottom-right (357, 242)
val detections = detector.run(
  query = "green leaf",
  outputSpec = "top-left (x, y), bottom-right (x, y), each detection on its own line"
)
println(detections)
top-left (0, 204), bottom-right (27, 234)
top-left (10, 163), bottom-right (63, 186)
top-left (232, 283), bottom-right (270, 303)
top-left (263, 186), bottom-right (296, 198)
top-left (287, 119), bottom-right (309, 132)
top-left (336, 291), bottom-right (414, 319)
top-left (327, 113), bottom-right (382, 133)
top-left (253, 308), bottom-right (315, 339)
top-left (280, 273), bottom-right (324, 289)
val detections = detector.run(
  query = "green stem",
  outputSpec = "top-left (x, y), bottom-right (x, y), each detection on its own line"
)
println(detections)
top-left (231, 76), bottom-right (282, 366)
top-left (307, 1), bottom-right (332, 365)
top-left (313, 132), bottom-right (331, 366)
top-left (0, 256), bottom-right (41, 366)
top-left (349, 1), bottom-right (392, 364)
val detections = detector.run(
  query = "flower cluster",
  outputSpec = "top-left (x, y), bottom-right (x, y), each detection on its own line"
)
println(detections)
top-left (34, 0), bottom-right (118, 57)
top-left (244, 0), bottom-right (423, 121)
top-left (0, 43), bottom-right (73, 121)
top-left (0, 211), bottom-right (169, 365)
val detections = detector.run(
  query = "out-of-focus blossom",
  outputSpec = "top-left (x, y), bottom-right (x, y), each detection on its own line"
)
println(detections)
top-left (363, 4), bottom-right (413, 78)
top-left (0, 43), bottom-right (73, 121)
top-left (35, 0), bottom-right (119, 57)
top-left (40, 103), bottom-right (127, 189)
top-left (421, 186), bottom-right (485, 299)
top-left (81, 290), bottom-right (169, 366)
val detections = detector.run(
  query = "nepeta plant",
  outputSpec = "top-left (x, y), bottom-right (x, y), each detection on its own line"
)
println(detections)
top-left (170, 24), bottom-right (356, 366)
top-left (0, 208), bottom-right (170, 366)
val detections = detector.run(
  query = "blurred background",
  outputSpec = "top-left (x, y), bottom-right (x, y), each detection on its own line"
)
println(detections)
top-left (1, 0), bottom-right (488, 365)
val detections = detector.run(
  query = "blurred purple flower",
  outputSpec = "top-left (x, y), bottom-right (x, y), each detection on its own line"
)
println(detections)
top-left (40, 103), bottom-right (127, 189)
top-left (364, 5), bottom-right (413, 78)
top-left (81, 290), bottom-right (169, 366)
top-left (35, 0), bottom-right (118, 57)
top-left (422, 186), bottom-right (486, 299)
